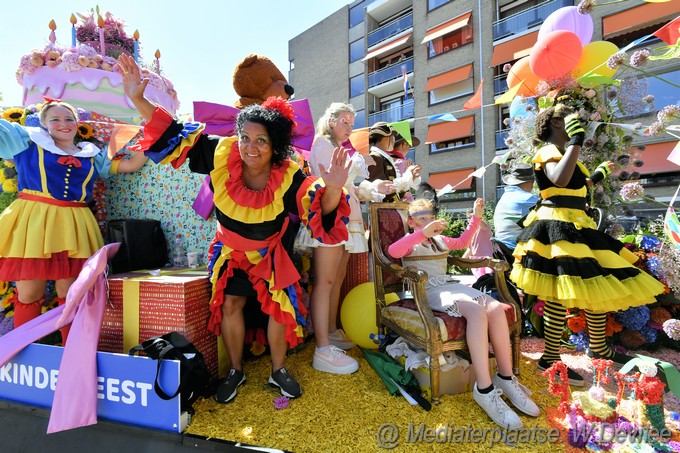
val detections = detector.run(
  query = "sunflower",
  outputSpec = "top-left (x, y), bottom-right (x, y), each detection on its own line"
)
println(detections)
top-left (1, 107), bottom-right (26, 124)
top-left (2, 179), bottom-right (17, 193)
top-left (76, 122), bottom-right (94, 140)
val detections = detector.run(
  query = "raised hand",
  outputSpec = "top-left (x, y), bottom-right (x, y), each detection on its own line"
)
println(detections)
top-left (318, 147), bottom-right (351, 189)
top-left (423, 219), bottom-right (448, 238)
top-left (117, 54), bottom-right (148, 102)
top-left (564, 113), bottom-right (585, 147)
top-left (473, 198), bottom-right (484, 218)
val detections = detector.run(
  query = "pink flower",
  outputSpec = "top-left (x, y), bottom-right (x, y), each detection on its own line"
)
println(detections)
top-left (584, 89), bottom-right (596, 99)
top-left (533, 300), bottom-right (545, 316)
top-left (274, 396), bottom-right (290, 410)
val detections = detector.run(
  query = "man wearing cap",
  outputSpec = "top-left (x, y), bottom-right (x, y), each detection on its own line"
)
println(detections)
top-left (367, 122), bottom-right (421, 202)
top-left (493, 163), bottom-right (539, 251)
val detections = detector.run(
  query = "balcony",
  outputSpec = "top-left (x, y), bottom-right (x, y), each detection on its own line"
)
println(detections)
top-left (495, 129), bottom-right (510, 150)
top-left (369, 99), bottom-right (415, 125)
top-left (493, 0), bottom-right (572, 41)
top-left (368, 57), bottom-right (413, 89)
top-left (493, 76), bottom-right (508, 96)
top-left (367, 12), bottom-right (413, 48)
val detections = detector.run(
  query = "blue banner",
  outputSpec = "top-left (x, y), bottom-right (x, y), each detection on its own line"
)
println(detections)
top-left (0, 344), bottom-right (181, 432)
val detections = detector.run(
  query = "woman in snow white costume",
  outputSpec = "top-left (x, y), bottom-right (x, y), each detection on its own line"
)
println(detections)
top-left (118, 54), bottom-right (351, 403)
top-left (0, 98), bottom-right (148, 343)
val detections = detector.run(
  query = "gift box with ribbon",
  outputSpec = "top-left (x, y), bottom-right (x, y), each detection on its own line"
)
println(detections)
top-left (100, 267), bottom-right (225, 378)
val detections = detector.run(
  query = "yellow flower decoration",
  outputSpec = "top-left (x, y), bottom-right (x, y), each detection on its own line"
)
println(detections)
top-left (301, 255), bottom-right (311, 273)
top-left (0, 281), bottom-right (8, 296)
top-left (0, 172), bottom-right (6, 184)
top-left (2, 107), bottom-right (26, 124)
top-left (2, 179), bottom-right (18, 193)
top-left (3, 160), bottom-right (15, 168)
top-left (77, 122), bottom-right (94, 140)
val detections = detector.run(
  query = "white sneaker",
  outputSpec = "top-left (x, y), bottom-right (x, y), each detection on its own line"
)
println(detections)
top-left (492, 374), bottom-right (541, 417)
top-left (313, 345), bottom-right (359, 374)
top-left (329, 329), bottom-right (355, 350)
top-left (472, 384), bottom-right (522, 430)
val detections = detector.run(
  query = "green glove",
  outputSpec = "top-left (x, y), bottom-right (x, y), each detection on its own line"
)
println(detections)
top-left (564, 113), bottom-right (585, 146)
top-left (590, 161), bottom-right (612, 184)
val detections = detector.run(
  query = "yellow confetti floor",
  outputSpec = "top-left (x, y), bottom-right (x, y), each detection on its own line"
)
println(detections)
top-left (186, 341), bottom-right (568, 453)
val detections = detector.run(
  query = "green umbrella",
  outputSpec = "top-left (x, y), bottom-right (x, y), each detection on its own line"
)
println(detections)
top-left (361, 348), bottom-right (431, 411)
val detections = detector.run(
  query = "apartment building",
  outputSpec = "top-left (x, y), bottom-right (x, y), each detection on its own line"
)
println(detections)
top-left (289, 0), bottom-right (680, 214)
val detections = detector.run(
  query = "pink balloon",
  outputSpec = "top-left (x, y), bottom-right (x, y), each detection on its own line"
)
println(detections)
top-left (529, 30), bottom-right (583, 80)
top-left (537, 6), bottom-right (593, 46)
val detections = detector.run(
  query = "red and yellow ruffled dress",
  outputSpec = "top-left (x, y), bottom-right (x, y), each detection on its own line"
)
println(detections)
top-left (135, 107), bottom-right (350, 347)
top-left (509, 144), bottom-right (664, 312)
top-left (0, 120), bottom-right (118, 281)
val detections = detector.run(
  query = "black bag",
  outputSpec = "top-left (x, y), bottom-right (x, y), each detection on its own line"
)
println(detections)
top-left (106, 219), bottom-right (168, 273)
top-left (129, 332), bottom-right (212, 412)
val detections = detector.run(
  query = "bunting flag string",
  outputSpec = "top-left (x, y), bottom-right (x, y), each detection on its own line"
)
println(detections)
top-left (436, 150), bottom-right (512, 197)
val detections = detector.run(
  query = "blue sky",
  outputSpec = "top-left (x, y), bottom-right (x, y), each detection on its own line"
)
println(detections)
top-left (0, 0), bottom-right (350, 112)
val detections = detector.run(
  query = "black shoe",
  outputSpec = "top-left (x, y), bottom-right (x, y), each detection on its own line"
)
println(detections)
top-left (537, 358), bottom-right (585, 387)
top-left (214, 369), bottom-right (246, 404)
top-left (586, 348), bottom-right (634, 369)
top-left (268, 367), bottom-right (302, 398)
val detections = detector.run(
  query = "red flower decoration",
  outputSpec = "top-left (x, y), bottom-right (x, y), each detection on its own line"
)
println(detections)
top-left (567, 312), bottom-right (587, 333)
top-left (261, 96), bottom-right (296, 123)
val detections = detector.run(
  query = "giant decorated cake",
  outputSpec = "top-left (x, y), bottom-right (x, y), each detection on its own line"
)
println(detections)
top-left (16, 9), bottom-right (178, 123)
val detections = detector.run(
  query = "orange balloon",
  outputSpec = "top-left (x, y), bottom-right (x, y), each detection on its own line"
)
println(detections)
top-left (506, 56), bottom-right (541, 97)
top-left (529, 30), bottom-right (582, 80)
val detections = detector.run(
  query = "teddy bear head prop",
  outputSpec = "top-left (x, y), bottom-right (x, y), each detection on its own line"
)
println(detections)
top-left (232, 54), bottom-right (294, 109)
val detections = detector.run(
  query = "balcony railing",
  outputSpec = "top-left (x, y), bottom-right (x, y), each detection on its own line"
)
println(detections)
top-left (368, 57), bottom-right (414, 88)
top-left (493, 0), bottom-right (572, 41)
top-left (369, 99), bottom-right (415, 125)
top-left (494, 76), bottom-right (508, 96)
top-left (367, 12), bottom-right (413, 48)
top-left (496, 129), bottom-right (510, 150)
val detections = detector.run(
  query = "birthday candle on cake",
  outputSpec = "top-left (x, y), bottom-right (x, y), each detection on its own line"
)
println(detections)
top-left (70, 14), bottom-right (77, 47)
top-left (97, 15), bottom-right (105, 56)
top-left (155, 49), bottom-right (161, 73)
top-left (48, 19), bottom-right (57, 45)
top-left (133, 30), bottom-right (140, 62)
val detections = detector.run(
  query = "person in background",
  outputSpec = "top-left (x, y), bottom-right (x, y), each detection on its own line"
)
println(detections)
top-left (388, 193), bottom-right (540, 429)
top-left (0, 99), bottom-right (148, 344)
top-left (390, 132), bottom-right (420, 176)
top-left (118, 54), bottom-right (352, 403)
top-left (510, 104), bottom-right (665, 385)
top-left (493, 162), bottom-right (539, 256)
top-left (367, 122), bottom-right (421, 202)
top-left (305, 103), bottom-right (388, 374)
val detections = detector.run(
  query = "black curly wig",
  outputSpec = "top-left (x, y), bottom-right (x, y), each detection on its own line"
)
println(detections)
top-left (236, 104), bottom-right (294, 167)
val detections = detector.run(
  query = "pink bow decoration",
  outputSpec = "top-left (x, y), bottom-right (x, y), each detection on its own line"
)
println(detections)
top-left (193, 98), bottom-right (314, 152)
top-left (57, 155), bottom-right (83, 168)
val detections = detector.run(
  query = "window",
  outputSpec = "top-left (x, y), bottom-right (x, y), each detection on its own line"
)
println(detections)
top-left (350, 38), bottom-right (365, 63)
top-left (422, 13), bottom-right (473, 58)
top-left (354, 109), bottom-right (366, 129)
top-left (350, 1), bottom-right (367, 28)
top-left (610, 66), bottom-right (680, 118)
top-left (425, 64), bottom-right (475, 105)
top-left (350, 74), bottom-right (365, 98)
top-left (426, 116), bottom-right (476, 153)
top-left (428, 0), bottom-right (452, 11)
top-left (289, 60), bottom-right (295, 71)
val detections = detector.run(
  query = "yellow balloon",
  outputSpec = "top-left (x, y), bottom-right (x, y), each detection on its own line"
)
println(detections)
top-left (340, 282), bottom-right (399, 349)
top-left (572, 41), bottom-right (619, 80)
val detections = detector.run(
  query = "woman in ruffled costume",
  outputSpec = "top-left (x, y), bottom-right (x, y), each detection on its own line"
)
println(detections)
top-left (118, 54), bottom-right (351, 403)
top-left (510, 104), bottom-right (665, 385)
top-left (0, 99), bottom-right (147, 344)
top-left (302, 103), bottom-right (389, 375)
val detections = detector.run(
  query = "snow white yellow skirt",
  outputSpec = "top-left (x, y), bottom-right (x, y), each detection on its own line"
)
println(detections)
top-left (0, 191), bottom-right (104, 281)
top-left (510, 205), bottom-right (665, 312)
